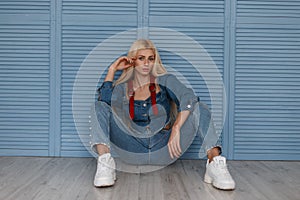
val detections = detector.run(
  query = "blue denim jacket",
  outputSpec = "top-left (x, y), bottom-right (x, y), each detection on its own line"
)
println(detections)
top-left (98, 74), bottom-right (199, 127)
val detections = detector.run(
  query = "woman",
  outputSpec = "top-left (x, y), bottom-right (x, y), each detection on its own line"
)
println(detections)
top-left (89, 39), bottom-right (235, 190)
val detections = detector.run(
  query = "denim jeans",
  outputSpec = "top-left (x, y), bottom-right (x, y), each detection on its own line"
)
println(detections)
top-left (89, 101), bottom-right (221, 165)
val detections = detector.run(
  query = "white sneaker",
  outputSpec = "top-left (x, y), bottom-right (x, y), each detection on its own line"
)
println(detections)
top-left (204, 155), bottom-right (235, 190)
top-left (94, 153), bottom-right (116, 187)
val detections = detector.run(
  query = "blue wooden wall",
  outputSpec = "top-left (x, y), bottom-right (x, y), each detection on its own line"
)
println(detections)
top-left (0, 0), bottom-right (299, 160)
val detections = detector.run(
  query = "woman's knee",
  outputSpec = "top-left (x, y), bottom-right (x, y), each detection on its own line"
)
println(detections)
top-left (196, 101), bottom-right (210, 112)
top-left (94, 101), bottom-right (111, 111)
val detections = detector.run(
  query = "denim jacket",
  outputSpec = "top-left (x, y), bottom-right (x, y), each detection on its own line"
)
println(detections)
top-left (98, 74), bottom-right (199, 128)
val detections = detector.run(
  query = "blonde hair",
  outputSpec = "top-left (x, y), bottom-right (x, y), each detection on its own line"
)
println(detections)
top-left (114, 39), bottom-right (167, 86)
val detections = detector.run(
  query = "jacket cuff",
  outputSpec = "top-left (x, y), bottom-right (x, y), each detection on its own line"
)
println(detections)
top-left (178, 96), bottom-right (199, 112)
top-left (100, 81), bottom-right (113, 89)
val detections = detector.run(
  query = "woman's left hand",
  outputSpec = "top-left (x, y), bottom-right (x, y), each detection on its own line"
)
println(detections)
top-left (168, 126), bottom-right (182, 159)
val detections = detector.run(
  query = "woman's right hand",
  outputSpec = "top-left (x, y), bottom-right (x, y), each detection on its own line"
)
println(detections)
top-left (109, 56), bottom-right (135, 72)
top-left (105, 56), bottom-right (135, 81)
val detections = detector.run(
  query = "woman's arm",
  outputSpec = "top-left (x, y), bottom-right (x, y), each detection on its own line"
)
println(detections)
top-left (162, 74), bottom-right (199, 113)
top-left (104, 67), bottom-right (117, 82)
top-left (105, 56), bottom-right (134, 82)
top-left (168, 110), bottom-right (190, 159)
top-left (99, 56), bottom-right (134, 104)
top-left (161, 74), bottom-right (199, 159)
top-left (173, 110), bottom-right (191, 131)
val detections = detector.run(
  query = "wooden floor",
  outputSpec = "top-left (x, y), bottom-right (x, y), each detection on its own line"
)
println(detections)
top-left (0, 157), bottom-right (299, 200)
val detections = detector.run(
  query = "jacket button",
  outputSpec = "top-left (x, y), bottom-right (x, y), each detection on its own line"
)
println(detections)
top-left (143, 103), bottom-right (147, 107)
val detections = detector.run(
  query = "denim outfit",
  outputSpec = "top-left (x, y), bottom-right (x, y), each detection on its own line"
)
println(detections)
top-left (90, 74), bottom-right (221, 165)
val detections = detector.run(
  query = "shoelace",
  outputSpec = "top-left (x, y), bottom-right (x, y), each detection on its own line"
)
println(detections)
top-left (96, 158), bottom-right (112, 175)
top-left (214, 160), bottom-right (231, 177)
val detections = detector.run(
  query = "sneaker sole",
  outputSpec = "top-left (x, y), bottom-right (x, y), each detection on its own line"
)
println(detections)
top-left (212, 182), bottom-right (235, 190)
top-left (204, 173), bottom-right (213, 184)
top-left (204, 172), bottom-right (235, 190)
top-left (94, 178), bottom-right (115, 187)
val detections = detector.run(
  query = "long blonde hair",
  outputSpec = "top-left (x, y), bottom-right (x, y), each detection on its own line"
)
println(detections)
top-left (114, 39), bottom-right (167, 86)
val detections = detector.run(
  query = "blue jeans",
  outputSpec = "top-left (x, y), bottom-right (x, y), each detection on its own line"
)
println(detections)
top-left (90, 101), bottom-right (221, 165)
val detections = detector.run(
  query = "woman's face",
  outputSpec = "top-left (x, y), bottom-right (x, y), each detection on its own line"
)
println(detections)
top-left (134, 49), bottom-right (155, 77)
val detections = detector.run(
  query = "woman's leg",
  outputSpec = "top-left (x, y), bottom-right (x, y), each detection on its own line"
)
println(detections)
top-left (90, 101), bottom-right (152, 165)
top-left (145, 101), bottom-right (221, 165)
top-left (89, 101), bottom-right (116, 187)
top-left (194, 102), bottom-right (235, 190)
top-left (195, 101), bottom-right (222, 158)
top-left (96, 144), bottom-right (110, 156)
top-left (90, 101), bottom-right (113, 156)
top-left (207, 146), bottom-right (222, 162)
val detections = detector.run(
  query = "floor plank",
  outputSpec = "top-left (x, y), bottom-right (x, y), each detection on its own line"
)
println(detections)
top-left (0, 157), bottom-right (299, 200)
